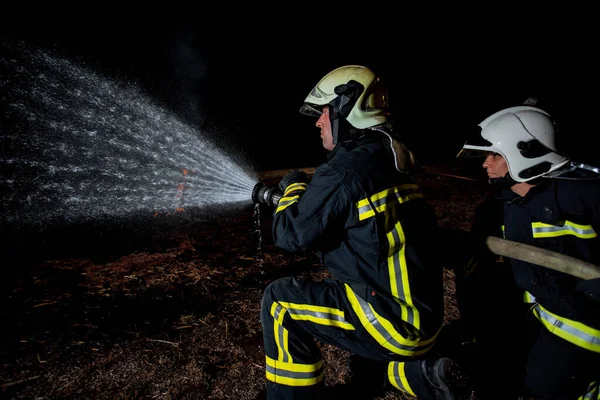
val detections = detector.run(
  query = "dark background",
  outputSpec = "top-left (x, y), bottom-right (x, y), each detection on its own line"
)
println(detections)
top-left (2, 15), bottom-right (598, 171)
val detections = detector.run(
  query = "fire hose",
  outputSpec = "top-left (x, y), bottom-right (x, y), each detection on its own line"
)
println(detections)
top-left (486, 236), bottom-right (600, 280)
top-left (251, 168), bottom-right (600, 280)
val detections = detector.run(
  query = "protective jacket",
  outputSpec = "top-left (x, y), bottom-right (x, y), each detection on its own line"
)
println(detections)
top-left (499, 178), bottom-right (600, 352)
top-left (272, 130), bottom-right (444, 351)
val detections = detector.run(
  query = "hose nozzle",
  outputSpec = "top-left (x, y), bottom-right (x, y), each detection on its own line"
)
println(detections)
top-left (252, 181), bottom-right (282, 208)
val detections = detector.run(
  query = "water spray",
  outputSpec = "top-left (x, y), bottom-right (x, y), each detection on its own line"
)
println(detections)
top-left (0, 41), bottom-right (258, 226)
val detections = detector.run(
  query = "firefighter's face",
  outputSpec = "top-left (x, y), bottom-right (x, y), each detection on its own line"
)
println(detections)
top-left (482, 152), bottom-right (509, 179)
top-left (316, 106), bottom-right (334, 151)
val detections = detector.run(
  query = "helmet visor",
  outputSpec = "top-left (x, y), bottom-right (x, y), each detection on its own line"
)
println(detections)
top-left (299, 103), bottom-right (323, 118)
top-left (456, 146), bottom-right (492, 159)
top-left (456, 126), bottom-right (494, 159)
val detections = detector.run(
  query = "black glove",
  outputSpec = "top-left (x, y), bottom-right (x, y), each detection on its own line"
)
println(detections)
top-left (279, 170), bottom-right (308, 192)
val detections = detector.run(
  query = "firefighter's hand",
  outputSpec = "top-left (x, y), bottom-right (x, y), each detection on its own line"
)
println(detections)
top-left (279, 170), bottom-right (308, 192)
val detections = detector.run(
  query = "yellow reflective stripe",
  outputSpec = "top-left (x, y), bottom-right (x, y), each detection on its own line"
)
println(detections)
top-left (266, 355), bottom-right (323, 372)
top-left (532, 304), bottom-right (600, 353)
top-left (279, 302), bottom-right (346, 317)
top-left (275, 184), bottom-right (307, 214)
top-left (388, 362), bottom-right (416, 396)
top-left (284, 183), bottom-right (307, 197)
top-left (278, 301), bottom-right (355, 330)
top-left (356, 184), bottom-right (422, 221)
top-left (387, 220), bottom-right (420, 330)
top-left (523, 291), bottom-right (536, 303)
top-left (270, 302), bottom-right (292, 363)
top-left (532, 221), bottom-right (597, 239)
top-left (265, 355), bottom-right (324, 387)
top-left (275, 195), bottom-right (300, 214)
top-left (578, 380), bottom-right (599, 400)
top-left (358, 193), bottom-right (423, 220)
top-left (357, 185), bottom-right (422, 329)
top-left (344, 284), bottom-right (437, 356)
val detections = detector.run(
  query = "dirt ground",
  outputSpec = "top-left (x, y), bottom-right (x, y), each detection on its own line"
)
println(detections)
top-left (0, 161), bottom-right (491, 400)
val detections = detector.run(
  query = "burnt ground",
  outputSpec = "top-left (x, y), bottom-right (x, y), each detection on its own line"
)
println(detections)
top-left (0, 162), bottom-right (491, 400)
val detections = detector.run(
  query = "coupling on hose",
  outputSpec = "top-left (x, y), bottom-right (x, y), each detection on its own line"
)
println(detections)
top-left (251, 181), bottom-right (282, 208)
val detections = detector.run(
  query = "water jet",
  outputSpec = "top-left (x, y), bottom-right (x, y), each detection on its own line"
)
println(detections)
top-left (0, 41), bottom-right (258, 229)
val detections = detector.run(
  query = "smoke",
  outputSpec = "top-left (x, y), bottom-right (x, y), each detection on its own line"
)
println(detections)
top-left (173, 30), bottom-right (207, 81)
top-left (168, 28), bottom-right (208, 127)
top-left (164, 27), bottom-right (257, 176)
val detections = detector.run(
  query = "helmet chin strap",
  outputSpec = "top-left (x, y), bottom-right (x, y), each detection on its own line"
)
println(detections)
top-left (489, 172), bottom-right (517, 189)
top-left (330, 116), bottom-right (357, 145)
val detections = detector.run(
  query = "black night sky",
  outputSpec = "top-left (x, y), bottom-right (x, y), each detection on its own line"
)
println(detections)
top-left (2, 16), bottom-right (599, 171)
top-left (2, 13), bottom-right (600, 400)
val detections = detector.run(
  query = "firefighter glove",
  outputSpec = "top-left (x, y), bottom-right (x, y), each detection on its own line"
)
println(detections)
top-left (279, 170), bottom-right (308, 192)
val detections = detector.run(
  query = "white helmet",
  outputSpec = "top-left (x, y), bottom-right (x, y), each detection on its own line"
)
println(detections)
top-left (460, 105), bottom-right (570, 182)
top-left (299, 65), bottom-right (388, 132)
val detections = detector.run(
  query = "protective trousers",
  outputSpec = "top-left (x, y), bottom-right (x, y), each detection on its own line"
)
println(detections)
top-left (523, 314), bottom-right (600, 400)
top-left (260, 276), bottom-right (438, 400)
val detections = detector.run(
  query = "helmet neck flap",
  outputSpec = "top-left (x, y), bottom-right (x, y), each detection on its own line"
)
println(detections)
top-left (329, 80), bottom-right (364, 144)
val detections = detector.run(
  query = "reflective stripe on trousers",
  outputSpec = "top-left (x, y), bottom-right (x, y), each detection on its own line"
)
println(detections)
top-left (523, 291), bottom-right (600, 353)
